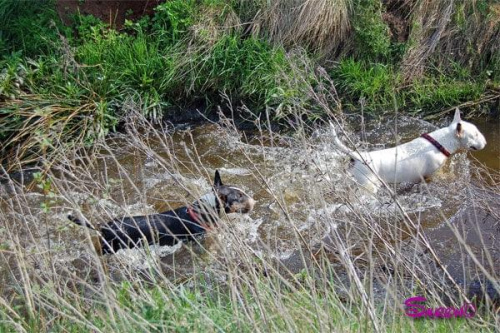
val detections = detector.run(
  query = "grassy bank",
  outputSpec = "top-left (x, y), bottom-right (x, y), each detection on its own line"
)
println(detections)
top-left (0, 277), bottom-right (483, 332)
top-left (1, 0), bottom-right (499, 166)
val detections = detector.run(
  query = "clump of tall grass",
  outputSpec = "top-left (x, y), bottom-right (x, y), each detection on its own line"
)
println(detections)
top-left (0, 0), bottom-right (67, 57)
top-left (332, 59), bottom-right (397, 110)
top-left (251, 0), bottom-right (352, 56)
top-left (0, 95), bottom-right (112, 167)
top-left (402, 0), bottom-right (500, 81)
top-left (350, 0), bottom-right (391, 62)
top-left (331, 58), bottom-right (488, 113)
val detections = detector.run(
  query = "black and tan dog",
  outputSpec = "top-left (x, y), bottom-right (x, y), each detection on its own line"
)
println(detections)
top-left (68, 170), bottom-right (255, 254)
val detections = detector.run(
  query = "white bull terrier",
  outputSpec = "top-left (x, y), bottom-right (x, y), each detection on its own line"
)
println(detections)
top-left (330, 108), bottom-right (487, 193)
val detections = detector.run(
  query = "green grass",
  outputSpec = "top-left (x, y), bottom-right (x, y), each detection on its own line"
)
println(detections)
top-left (0, 0), bottom-right (67, 57)
top-left (0, 277), bottom-right (489, 332)
top-left (408, 77), bottom-right (484, 111)
top-left (0, 1), bottom-right (311, 163)
top-left (351, 0), bottom-right (392, 62)
top-left (331, 58), bottom-right (488, 113)
top-left (332, 59), bottom-right (398, 109)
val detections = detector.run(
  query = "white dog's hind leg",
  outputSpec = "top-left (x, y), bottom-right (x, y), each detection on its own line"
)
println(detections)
top-left (330, 122), bottom-right (381, 194)
top-left (351, 164), bottom-right (381, 194)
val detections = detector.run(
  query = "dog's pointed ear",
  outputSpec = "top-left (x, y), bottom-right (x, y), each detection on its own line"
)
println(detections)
top-left (452, 108), bottom-right (461, 124)
top-left (456, 122), bottom-right (463, 137)
top-left (452, 108), bottom-right (463, 137)
top-left (214, 170), bottom-right (223, 187)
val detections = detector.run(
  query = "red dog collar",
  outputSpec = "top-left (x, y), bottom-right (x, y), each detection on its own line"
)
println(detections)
top-left (187, 206), bottom-right (214, 231)
top-left (421, 133), bottom-right (451, 157)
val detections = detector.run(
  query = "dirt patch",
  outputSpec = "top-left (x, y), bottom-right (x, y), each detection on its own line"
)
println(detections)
top-left (382, 0), bottom-right (413, 43)
top-left (382, 12), bottom-right (409, 43)
top-left (55, 0), bottom-right (165, 29)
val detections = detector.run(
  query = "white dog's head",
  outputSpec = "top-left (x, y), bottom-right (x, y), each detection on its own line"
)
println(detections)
top-left (450, 108), bottom-right (486, 151)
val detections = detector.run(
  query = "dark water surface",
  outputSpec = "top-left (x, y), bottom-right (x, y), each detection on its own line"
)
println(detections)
top-left (470, 118), bottom-right (500, 171)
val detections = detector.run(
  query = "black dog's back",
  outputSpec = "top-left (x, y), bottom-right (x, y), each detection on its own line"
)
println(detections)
top-left (100, 207), bottom-right (206, 253)
top-left (68, 170), bottom-right (255, 254)
top-left (69, 207), bottom-right (206, 253)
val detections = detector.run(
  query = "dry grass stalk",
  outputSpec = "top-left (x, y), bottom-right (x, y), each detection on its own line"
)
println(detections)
top-left (402, 0), bottom-right (500, 81)
top-left (0, 95), bottom-right (105, 172)
top-left (253, 0), bottom-right (352, 56)
top-left (191, 3), bottom-right (242, 47)
top-left (401, 0), bottom-right (454, 80)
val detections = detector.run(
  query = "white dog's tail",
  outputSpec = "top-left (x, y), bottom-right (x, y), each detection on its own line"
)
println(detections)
top-left (329, 121), bottom-right (355, 157)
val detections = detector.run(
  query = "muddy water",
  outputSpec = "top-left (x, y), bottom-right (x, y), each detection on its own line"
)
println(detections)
top-left (470, 118), bottom-right (500, 171)
top-left (0, 115), bottom-right (498, 286)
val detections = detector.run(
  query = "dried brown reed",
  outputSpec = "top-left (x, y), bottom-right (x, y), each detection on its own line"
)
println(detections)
top-left (252, 0), bottom-right (352, 56)
top-left (402, 0), bottom-right (500, 80)
top-left (0, 95), bottom-right (105, 172)
top-left (190, 2), bottom-right (242, 47)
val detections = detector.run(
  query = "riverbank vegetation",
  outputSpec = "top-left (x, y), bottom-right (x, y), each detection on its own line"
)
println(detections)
top-left (1, 0), bottom-right (499, 166)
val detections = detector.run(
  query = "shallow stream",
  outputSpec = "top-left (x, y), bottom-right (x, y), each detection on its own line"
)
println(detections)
top-left (0, 114), bottom-right (498, 291)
